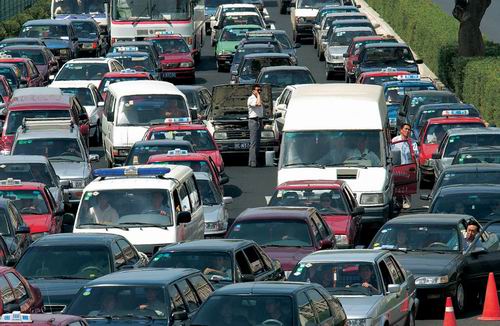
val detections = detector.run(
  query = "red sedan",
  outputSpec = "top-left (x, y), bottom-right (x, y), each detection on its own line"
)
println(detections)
top-left (0, 58), bottom-right (45, 87)
top-left (356, 70), bottom-right (410, 85)
top-left (0, 180), bottom-right (62, 239)
top-left (268, 180), bottom-right (364, 248)
top-left (418, 116), bottom-right (486, 183)
top-left (0, 267), bottom-right (43, 314)
top-left (143, 123), bottom-right (225, 174)
top-left (0, 76), bottom-right (12, 107)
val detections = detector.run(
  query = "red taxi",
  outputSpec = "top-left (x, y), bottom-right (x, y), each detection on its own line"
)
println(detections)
top-left (356, 70), bottom-right (410, 85)
top-left (417, 116), bottom-right (486, 183)
top-left (143, 123), bottom-right (225, 173)
top-left (268, 180), bottom-right (364, 248)
top-left (0, 95), bottom-right (89, 154)
top-left (145, 33), bottom-right (196, 83)
top-left (0, 76), bottom-right (12, 107)
top-left (0, 312), bottom-right (88, 325)
top-left (0, 57), bottom-right (45, 87)
top-left (97, 69), bottom-right (154, 100)
top-left (148, 151), bottom-right (225, 190)
top-left (344, 35), bottom-right (396, 83)
top-left (0, 267), bottom-right (43, 314)
top-left (0, 179), bottom-right (62, 238)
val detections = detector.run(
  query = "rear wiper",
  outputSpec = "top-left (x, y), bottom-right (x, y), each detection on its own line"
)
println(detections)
top-left (78, 223), bottom-right (129, 231)
top-left (283, 162), bottom-right (325, 169)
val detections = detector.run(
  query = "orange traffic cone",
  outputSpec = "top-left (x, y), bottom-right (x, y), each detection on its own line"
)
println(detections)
top-left (478, 272), bottom-right (500, 320)
top-left (443, 297), bottom-right (457, 326)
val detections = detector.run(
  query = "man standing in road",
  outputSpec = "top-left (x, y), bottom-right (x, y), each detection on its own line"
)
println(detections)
top-left (247, 84), bottom-right (264, 167)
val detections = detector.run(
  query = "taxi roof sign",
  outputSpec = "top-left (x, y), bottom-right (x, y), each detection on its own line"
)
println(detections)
top-left (380, 67), bottom-right (398, 72)
top-left (164, 117), bottom-right (191, 123)
top-left (166, 148), bottom-right (189, 156)
top-left (0, 311), bottom-right (32, 323)
top-left (115, 46), bottom-right (139, 52)
top-left (93, 166), bottom-right (171, 178)
top-left (396, 74), bottom-right (421, 81)
top-left (442, 109), bottom-right (469, 116)
top-left (0, 178), bottom-right (22, 186)
top-left (120, 68), bottom-right (137, 73)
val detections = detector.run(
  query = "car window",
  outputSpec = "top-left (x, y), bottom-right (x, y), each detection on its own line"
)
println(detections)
top-left (378, 260), bottom-right (394, 291)
top-left (387, 256), bottom-right (405, 284)
top-left (307, 289), bottom-right (332, 323)
top-left (312, 213), bottom-right (330, 238)
top-left (243, 246), bottom-right (265, 275)
top-left (176, 279), bottom-right (200, 312)
top-left (188, 275), bottom-right (212, 302)
top-left (186, 176), bottom-right (201, 210)
top-left (5, 273), bottom-right (28, 303)
top-left (310, 220), bottom-right (323, 245)
top-left (169, 285), bottom-right (185, 312)
top-left (117, 239), bottom-right (139, 264)
top-left (297, 292), bottom-right (317, 326)
top-left (179, 183), bottom-right (192, 213)
top-left (255, 246), bottom-right (273, 270)
top-left (235, 250), bottom-right (252, 276)
top-left (7, 205), bottom-right (19, 230)
top-left (0, 275), bottom-right (15, 307)
top-left (111, 241), bottom-right (125, 267)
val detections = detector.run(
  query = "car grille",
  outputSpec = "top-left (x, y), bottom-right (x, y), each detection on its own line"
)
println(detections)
top-left (165, 63), bottom-right (179, 68)
top-left (44, 304), bottom-right (66, 313)
top-left (227, 129), bottom-right (250, 139)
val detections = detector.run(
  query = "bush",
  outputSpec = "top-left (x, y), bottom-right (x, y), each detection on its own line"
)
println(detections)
top-left (0, 0), bottom-right (50, 38)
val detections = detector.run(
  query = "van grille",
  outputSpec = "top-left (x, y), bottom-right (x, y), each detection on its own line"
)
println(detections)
top-left (337, 169), bottom-right (358, 179)
top-left (226, 129), bottom-right (250, 139)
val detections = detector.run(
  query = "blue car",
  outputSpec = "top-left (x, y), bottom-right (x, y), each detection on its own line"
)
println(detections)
top-left (56, 17), bottom-right (107, 57)
top-left (107, 51), bottom-right (161, 80)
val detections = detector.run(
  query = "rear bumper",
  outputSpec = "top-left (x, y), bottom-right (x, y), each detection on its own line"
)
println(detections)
top-left (361, 202), bottom-right (391, 225)
top-left (162, 68), bottom-right (195, 80)
top-left (64, 188), bottom-right (83, 204)
top-left (295, 23), bottom-right (314, 36)
top-left (326, 62), bottom-right (345, 72)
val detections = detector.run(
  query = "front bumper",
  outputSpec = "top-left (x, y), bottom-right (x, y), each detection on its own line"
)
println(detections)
top-left (326, 61), bottom-right (345, 72)
top-left (295, 23), bottom-right (314, 37)
top-left (162, 67), bottom-right (195, 80)
top-left (361, 202), bottom-right (391, 225)
top-left (63, 187), bottom-right (84, 204)
top-left (216, 139), bottom-right (278, 154)
top-left (416, 282), bottom-right (456, 305)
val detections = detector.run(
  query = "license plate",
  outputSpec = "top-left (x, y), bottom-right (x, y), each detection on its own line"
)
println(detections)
top-left (235, 142), bottom-right (249, 149)
top-left (163, 72), bottom-right (176, 78)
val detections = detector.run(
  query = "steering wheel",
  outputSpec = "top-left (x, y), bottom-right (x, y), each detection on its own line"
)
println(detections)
top-left (80, 266), bottom-right (104, 278)
top-left (262, 319), bottom-right (283, 326)
top-left (426, 242), bottom-right (449, 249)
top-left (348, 283), bottom-right (362, 287)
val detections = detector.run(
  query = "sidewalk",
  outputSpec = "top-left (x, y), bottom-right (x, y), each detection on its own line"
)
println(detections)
top-left (356, 0), bottom-right (446, 89)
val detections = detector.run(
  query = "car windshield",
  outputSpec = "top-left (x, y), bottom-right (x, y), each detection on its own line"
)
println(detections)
top-left (444, 134), bottom-right (500, 158)
top-left (274, 33), bottom-right (292, 49)
top-left (281, 130), bottom-right (384, 168)
top-left (66, 285), bottom-right (168, 319)
top-left (73, 21), bottom-right (99, 39)
top-left (408, 93), bottom-right (460, 117)
top-left (233, 46), bottom-right (279, 65)
top-left (432, 193), bottom-right (500, 221)
top-left (299, 0), bottom-right (342, 9)
top-left (288, 262), bottom-right (382, 295)
top-left (361, 46), bottom-right (415, 66)
top-left (111, 55), bottom-right (154, 71)
top-left (269, 188), bottom-right (348, 215)
top-left (77, 189), bottom-right (173, 227)
top-left (192, 295), bottom-right (292, 326)
top-left (151, 160), bottom-right (212, 174)
top-left (117, 94), bottom-right (188, 126)
top-left (52, 0), bottom-right (104, 14)
top-left (150, 38), bottom-right (189, 54)
top-left (221, 28), bottom-right (257, 42)
top-left (424, 123), bottom-right (485, 144)
top-left (0, 190), bottom-right (48, 215)
top-left (227, 220), bottom-right (313, 247)
top-left (60, 87), bottom-right (95, 106)
top-left (371, 224), bottom-right (461, 251)
top-left (197, 179), bottom-right (222, 206)
top-left (15, 246), bottom-right (111, 280)
top-left (0, 209), bottom-right (10, 236)
top-left (437, 171), bottom-right (500, 190)
top-left (19, 24), bottom-right (69, 39)
top-left (56, 63), bottom-right (109, 80)
top-left (453, 151), bottom-right (500, 164)
top-left (240, 58), bottom-right (291, 79)
top-left (0, 163), bottom-right (56, 188)
top-left (329, 30), bottom-right (374, 46)
top-left (112, 0), bottom-right (191, 21)
top-left (150, 251), bottom-right (232, 281)
top-left (125, 143), bottom-right (193, 165)
top-left (221, 15), bottom-right (262, 27)
top-left (6, 110), bottom-right (71, 135)
top-left (206, 0), bottom-right (245, 6)
top-left (385, 84), bottom-right (437, 104)
top-left (258, 70), bottom-right (314, 87)
top-left (417, 109), bottom-right (480, 128)
top-left (98, 76), bottom-right (150, 94)
top-left (13, 138), bottom-right (84, 163)
top-left (1, 49), bottom-right (46, 65)
top-left (0, 68), bottom-right (17, 88)
top-left (148, 130), bottom-right (216, 151)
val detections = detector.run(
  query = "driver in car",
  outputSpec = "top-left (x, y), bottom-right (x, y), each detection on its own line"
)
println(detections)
top-left (260, 299), bottom-right (290, 326)
top-left (89, 193), bottom-right (119, 225)
top-left (203, 255), bottom-right (232, 279)
top-left (138, 288), bottom-right (165, 316)
top-left (145, 192), bottom-right (169, 216)
top-left (345, 135), bottom-right (380, 166)
top-left (348, 265), bottom-right (378, 293)
top-left (62, 142), bottom-right (81, 157)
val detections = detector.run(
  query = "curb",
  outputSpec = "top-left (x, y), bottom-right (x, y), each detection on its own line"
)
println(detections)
top-left (356, 0), bottom-right (447, 90)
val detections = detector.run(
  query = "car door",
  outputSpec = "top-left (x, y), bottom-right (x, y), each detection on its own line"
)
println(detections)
top-left (297, 291), bottom-right (319, 326)
top-left (110, 241), bottom-right (126, 271)
top-left (378, 258), bottom-right (404, 326)
top-left (311, 213), bottom-right (334, 249)
top-left (306, 288), bottom-right (336, 325)
top-left (101, 92), bottom-right (116, 162)
top-left (187, 274), bottom-right (213, 306)
top-left (386, 255), bottom-right (412, 325)
top-left (175, 279), bottom-right (201, 319)
top-left (0, 274), bottom-right (17, 312)
top-left (255, 245), bottom-right (284, 280)
top-left (342, 185), bottom-right (361, 242)
top-left (116, 239), bottom-right (142, 268)
top-left (5, 272), bottom-right (35, 313)
top-left (274, 88), bottom-right (290, 133)
top-left (241, 245), bottom-right (272, 281)
top-left (8, 205), bottom-right (29, 255)
top-left (391, 139), bottom-right (418, 197)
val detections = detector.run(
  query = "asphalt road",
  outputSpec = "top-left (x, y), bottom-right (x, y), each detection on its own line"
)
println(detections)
top-left (88, 1), bottom-right (486, 324)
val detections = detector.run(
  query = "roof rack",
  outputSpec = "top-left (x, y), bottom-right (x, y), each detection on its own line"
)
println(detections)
top-left (21, 118), bottom-right (74, 132)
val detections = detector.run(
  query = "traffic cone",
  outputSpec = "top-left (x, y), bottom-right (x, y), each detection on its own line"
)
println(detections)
top-left (478, 272), bottom-right (500, 320)
top-left (443, 297), bottom-right (457, 326)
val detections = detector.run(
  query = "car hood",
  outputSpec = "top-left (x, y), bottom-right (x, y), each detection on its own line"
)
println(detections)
top-left (210, 84), bottom-right (272, 119)
top-left (202, 204), bottom-right (223, 223)
top-left (160, 53), bottom-right (193, 63)
top-left (391, 251), bottom-right (461, 278)
top-left (295, 8), bottom-right (318, 18)
top-left (338, 295), bottom-right (384, 319)
top-left (359, 64), bottom-right (419, 74)
top-left (322, 214), bottom-right (350, 236)
top-left (22, 214), bottom-right (52, 233)
top-left (262, 246), bottom-right (315, 271)
top-left (278, 167), bottom-right (388, 194)
top-left (51, 161), bottom-right (89, 179)
top-left (42, 38), bottom-right (71, 49)
top-left (328, 45), bottom-right (349, 55)
top-left (29, 278), bottom-right (88, 307)
top-left (113, 126), bottom-right (149, 147)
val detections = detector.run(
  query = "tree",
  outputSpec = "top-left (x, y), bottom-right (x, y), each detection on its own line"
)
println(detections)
top-left (453, 0), bottom-right (491, 57)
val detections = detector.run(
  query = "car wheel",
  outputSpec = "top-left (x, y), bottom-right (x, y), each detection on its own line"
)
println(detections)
top-left (345, 73), bottom-right (350, 83)
top-left (405, 308), bottom-right (415, 326)
top-left (216, 61), bottom-right (223, 72)
top-left (280, 3), bottom-right (287, 14)
top-left (319, 50), bottom-right (325, 62)
top-left (453, 282), bottom-right (466, 315)
top-left (325, 68), bottom-right (332, 80)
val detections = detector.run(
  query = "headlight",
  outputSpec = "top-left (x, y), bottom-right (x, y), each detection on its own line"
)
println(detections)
top-left (297, 17), bottom-right (305, 23)
top-left (118, 149), bottom-right (129, 156)
top-left (335, 234), bottom-right (348, 245)
top-left (0, 149), bottom-right (11, 155)
top-left (218, 50), bottom-right (231, 56)
top-left (347, 319), bottom-right (371, 326)
top-left (214, 132), bottom-right (227, 140)
top-left (60, 49), bottom-right (68, 54)
top-left (261, 130), bottom-right (274, 138)
top-left (360, 193), bottom-right (384, 205)
top-left (179, 61), bottom-right (194, 68)
top-left (415, 275), bottom-right (449, 285)
top-left (205, 221), bottom-right (226, 231)
top-left (32, 232), bottom-right (49, 241)
top-left (70, 179), bottom-right (86, 188)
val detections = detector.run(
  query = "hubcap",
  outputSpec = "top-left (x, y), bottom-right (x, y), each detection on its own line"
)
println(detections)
top-left (456, 283), bottom-right (465, 311)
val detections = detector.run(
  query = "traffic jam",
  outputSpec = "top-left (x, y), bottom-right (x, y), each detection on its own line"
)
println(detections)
top-left (0, 0), bottom-right (498, 325)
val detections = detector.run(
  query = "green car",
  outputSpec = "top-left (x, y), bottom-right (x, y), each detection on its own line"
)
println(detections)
top-left (215, 24), bottom-right (263, 72)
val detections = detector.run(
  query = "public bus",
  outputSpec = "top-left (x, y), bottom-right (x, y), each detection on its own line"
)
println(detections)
top-left (109, 0), bottom-right (205, 61)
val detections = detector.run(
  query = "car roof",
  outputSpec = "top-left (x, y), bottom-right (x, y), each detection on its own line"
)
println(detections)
top-left (30, 233), bottom-right (126, 246)
top-left (112, 41), bottom-right (154, 46)
top-left (300, 249), bottom-right (388, 263)
top-left (445, 127), bottom-right (500, 136)
top-left (64, 58), bottom-right (115, 64)
top-left (0, 181), bottom-right (46, 191)
top-left (159, 239), bottom-right (256, 253)
top-left (242, 52), bottom-right (291, 59)
top-left (132, 139), bottom-right (193, 147)
top-left (443, 163), bottom-right (500, 173)
top-left (333, 26), bottom-right (374, 32)
top-left (193, 171), bottom-right (212, 181)
top-left (49, 81), bottom-right (94, 89)
top-left (148, 153), bottom-right (210, 163)
top-left (425, 116), bottom-right (483, 125)
top-left (236, 207), bottom-right (315, 221)
top-left (16, 126), bottom-right (78, 140)
top-left (385, 213), bottom-right (472, 225)
top-left (1, 37), bottom-right (43, 43)
top-left (352, 35), bottom-right (395, 42)
top-left (108, 80), bottom-right (184, 98)
top-left (363, 42), bottom-right (408, 49)
top-left (240, 43), bottom-right (276, 49)
top-left (221, 3), bottom-right (257, 8)
top-left (277, 180), bottom-right (345, 190)
top-left (212, 281), bottom-right (314, 296)
top-left (260, 66), bottom-right (310, 73)
top-left (23, 19), bottom-right (72, 26)
top-left (224, 11), bottom-right (260, 16)
top-left (436, 184), bottom-right (500, 195)
top-left (0, 155), bottom-right (50, 164)
top-left (223, 24), bottom-right (263, 30)
top-left (85, 268), bottom-right (200, 286)
top-left (417, 103), bottom-right (477, 112)
top-left (107, 51), bottom-right (150, 57)
top-left (176, 85), bottom-right (208, 92)
top-left (1, 45), bottom-right (47, 51)
top-left (406, 90), bottom-right (456, 97)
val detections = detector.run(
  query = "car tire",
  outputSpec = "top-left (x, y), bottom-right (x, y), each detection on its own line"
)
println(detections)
top-left (405, 308), bottom-right (416, 326)
top-left (216, 61), bottom-right (223, 72)
top-left (319, 50), bottom-right (324, 62)
top-left (280, 3), bottom-right (287, 14)
top-left (453, 282), bottom-right (466, 315)
top-left (325, 69), bottom-right (333, 80)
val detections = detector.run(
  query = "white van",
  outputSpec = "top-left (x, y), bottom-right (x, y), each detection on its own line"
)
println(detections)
top-left (101, 80), bottom-right (191, 166)
top-left (278, 84), bottom-right (415, 224)
top-left (73, 165), bottom-right (205, 256)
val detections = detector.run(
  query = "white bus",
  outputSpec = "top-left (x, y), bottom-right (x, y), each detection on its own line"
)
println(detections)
top-left (51, 0), bottom-right (109, 29)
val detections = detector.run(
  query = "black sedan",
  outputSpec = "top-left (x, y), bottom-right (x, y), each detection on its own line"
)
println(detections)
top-left (369, 213), bottom-right (500, 315)
top-left (0, 198), bottom-right (32, 264)
top-left (14, 233), bottom-right (148, 313)
top-left (149, 239), bottom-right (285, 288)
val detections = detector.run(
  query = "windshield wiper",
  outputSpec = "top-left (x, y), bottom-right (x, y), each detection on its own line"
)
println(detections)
top-left (119, 222), bottom-right (169, 229)
top-left (78, 223), bottom-right (129, 231)
top-left (132, 3), bottom-right (155, 26)
top-left (284, 162), bottom-right (325, 169)
top-left (35, 275), bottom-right (90, 280)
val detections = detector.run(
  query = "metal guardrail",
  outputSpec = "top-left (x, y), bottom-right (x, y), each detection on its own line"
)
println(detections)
top-left (0, 0), bottom-right (36, 21)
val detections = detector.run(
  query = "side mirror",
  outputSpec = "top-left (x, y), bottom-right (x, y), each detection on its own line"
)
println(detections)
top-left (62, 212), bottom-right (75, 225)
top-left (415, 59), bottom-right (424, 64)
top-left (241, 274), bottom-right (256, 282)
top-left (220, 174), bottom-right (229, 185)
top-left (352, 206), bottom-right (364, 216)
top-left (171, 310), bottom-right (189, 321)
top-left (16, 225), bottom-right (30, 234)
top-left (223, 196), bottom-right (233, 204)
top-left (431, 152), bottom-right (441, 160)
top-left (97, 101), bottom-right (104, 107)
top-left (89, 154), bottom-right (100, 162)
top-left (294, 43), bottom-right (301, 49)
top-left (319, 239), bottom-right (333, 250)
top-left (177, 211), bottom-right (191, 224)
top-left (388, 284), bottom-right (401, 294)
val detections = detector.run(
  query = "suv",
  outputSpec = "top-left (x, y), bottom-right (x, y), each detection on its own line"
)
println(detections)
top-left (11, 119), bottom-right (99, 208)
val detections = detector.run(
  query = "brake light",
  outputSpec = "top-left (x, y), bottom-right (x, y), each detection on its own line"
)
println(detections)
top-left (92, 42), bottom-right (97, 49)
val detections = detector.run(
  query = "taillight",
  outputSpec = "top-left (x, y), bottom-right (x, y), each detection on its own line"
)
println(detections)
top-left (92, 42), bottom-right (97, 49)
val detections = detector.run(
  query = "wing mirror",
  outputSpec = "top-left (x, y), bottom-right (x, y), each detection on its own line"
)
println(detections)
top-left (59, 179), bottom-right (70, 189)
top-left (220, 174), bottom-right (229, 185)
top-left (388, 284), bottom-right (401, 294)
top-left (16, 225), bottom-right (30, 234)
top-left (223, 196), bottom-right (233, 204)
top-left (89, 154), bottom-right (100, 162)
top-left (415, 59), bottom-right (424, 64)
top-left (177, 211), bottom-right (191, 224)
top-left (62, 212), bottom-right (75, 225)
top-left (431, 152), bottom-right (441, 160)
top-left (319, 239), bottom-right (333, 250)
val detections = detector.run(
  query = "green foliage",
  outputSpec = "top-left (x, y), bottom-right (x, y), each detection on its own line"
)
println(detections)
top-left (365, 0), bottom-right (500, 126)
top-left (0, 0), bottom-right (50, 38)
